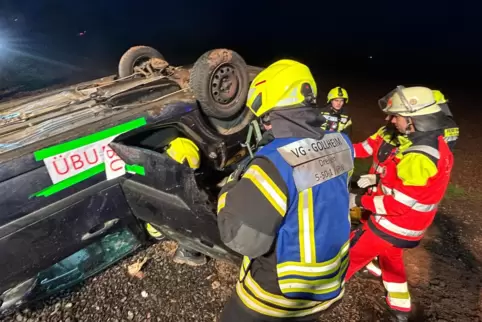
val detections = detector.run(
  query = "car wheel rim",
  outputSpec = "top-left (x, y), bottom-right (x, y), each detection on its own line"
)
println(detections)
top-left (210, 63), bottom-right (240, 105)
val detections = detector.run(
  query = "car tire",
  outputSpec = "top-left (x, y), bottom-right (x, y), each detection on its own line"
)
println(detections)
top-left (190, 49), bottom-right (249, 119)
top-left (118, 46), bottom-right (165, 78)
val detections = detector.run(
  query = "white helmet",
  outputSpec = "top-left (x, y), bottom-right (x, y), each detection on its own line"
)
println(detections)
top-left (379, 86), bottom-right (442, 117)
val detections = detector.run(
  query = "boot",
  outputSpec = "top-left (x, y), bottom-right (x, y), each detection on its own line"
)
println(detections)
top-left (173, 247), bottom-right (207, 266)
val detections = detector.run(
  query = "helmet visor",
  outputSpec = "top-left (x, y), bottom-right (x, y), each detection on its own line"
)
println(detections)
top-left (378, 85), bottom-right (435, 115)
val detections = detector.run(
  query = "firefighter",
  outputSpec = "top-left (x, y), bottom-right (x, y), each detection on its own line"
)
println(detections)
top-left (432, 89), bottom-right (459, 151)
top-left (217, 59), bottom-right (355, 322)
top-left (319, 86), bottom-right (352, 137)
top-left (347, 86), bottom-right (455, 321)
top-left (145, 137), bottom-right (208, 266)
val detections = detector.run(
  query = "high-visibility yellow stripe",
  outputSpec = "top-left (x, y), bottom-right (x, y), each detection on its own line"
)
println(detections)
top-left (277, 243), bottom-right (349, 278)
top-left (389, 291), bottom-right (410, 300)
top-left (217, 192), bottom-right (227, 214)
top-left (280, 281), bottom-right (345, 296)
top-left (279, 258), bottom-right (348, 286)
top-left (277, 240), bottom-right (349, 271)
top-left (236, 281), bottom-right (345, 318)
top-left (248, 165), bottom-right (286, 204)
top-left (239, 256), bottom-right (251, 281)
top-left (384, 281), bottom-right (411, 310)
top-left (278, 261), bottom-right (348, 295)
top-left (244, 272), bottom-right (318, 309)
top-left (243, 166), bottom-right (287, 216)
top-left (298, 192), bottom-right (306, 262)
top-left (387, 292), bottom-right (411, 310)
top-left (307, 189), bottom-right (316, 263)
top-left (298, 189), bottom-right (316, 264)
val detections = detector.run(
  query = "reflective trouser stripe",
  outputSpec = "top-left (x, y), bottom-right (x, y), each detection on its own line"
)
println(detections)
top-left (366, 260), bottom-right (382, 276)
top-left (236, 279), bottom-right (345, 318)
top-left (298, 188), bottom-right (316, 263)
top-left (374, 216), bottom-right (426, 238)
top-left (380, 184), bottom-right (438, 212)
top-left (383, 281), bottom-right (411, 311)
top-left (244, 165), bottom-right (287, 216)
top-left (277, 241), bottom-right (349, 278)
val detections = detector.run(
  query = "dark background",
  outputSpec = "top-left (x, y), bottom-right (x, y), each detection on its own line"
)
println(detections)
top-left (0, 0), bottom-right (480, 105)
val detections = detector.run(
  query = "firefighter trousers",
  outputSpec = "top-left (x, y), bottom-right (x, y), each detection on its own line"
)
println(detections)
top-left (219, 291), bottom-right (324, 322)
top-left (346, 226), bottom-right (412, 312)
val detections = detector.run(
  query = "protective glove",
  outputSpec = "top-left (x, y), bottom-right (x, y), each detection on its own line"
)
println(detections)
top-left (357, 174), bottom-right (378, 188)
top-left (349, 193), bottom-right (358, 209)
top-left (217, 163), bottom-right (249, 190)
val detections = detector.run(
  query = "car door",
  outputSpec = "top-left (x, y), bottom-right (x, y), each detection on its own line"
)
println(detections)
top-left (0, 151), bottom-right (143, 297)
top-left (109, 141), bottom-right (240, 262)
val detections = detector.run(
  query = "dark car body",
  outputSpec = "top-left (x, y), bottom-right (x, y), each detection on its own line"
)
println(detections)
top-left (0, 53), bottom-right (262, 312)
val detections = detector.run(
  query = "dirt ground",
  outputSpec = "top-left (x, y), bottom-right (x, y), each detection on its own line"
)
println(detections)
top-left (1, 87), bottom-right (481, 322)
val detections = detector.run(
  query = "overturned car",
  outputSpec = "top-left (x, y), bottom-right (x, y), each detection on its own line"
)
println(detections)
top-left (0, 46), bottom-right (264, 313)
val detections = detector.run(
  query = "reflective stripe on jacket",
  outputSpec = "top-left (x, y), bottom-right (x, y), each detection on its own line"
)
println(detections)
top-left (361, 133), bottom-right (454, 248)
top-left (319, 106), bottom-right (352, 136)
top-left (255, 132), bottom-right (354, 302)
top-left (217, 131), bottom-right (354, 317)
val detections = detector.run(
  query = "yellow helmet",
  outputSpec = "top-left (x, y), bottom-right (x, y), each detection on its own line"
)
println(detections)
top-left (327, 87), bottom-right (349, 103)
top-left (432, 90), bottom-right (448, 104)
top-left (246, 59), bottom-right (317, 117)
top-left (379, 86), bottom-right (441, 117)
top-left (166, 138), bottom-right (201, 169)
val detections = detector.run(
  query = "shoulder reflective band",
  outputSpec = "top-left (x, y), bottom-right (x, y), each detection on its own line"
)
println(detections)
top-left (404, 145), bottom-right (440, 160)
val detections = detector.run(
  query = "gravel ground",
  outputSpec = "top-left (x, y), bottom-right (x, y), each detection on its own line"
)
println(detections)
top-left (1, 87), bottom-right (481, 322)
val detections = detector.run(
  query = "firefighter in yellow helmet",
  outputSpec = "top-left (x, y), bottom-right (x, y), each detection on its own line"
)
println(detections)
top-left (319, 86), bottom-right (353, 138)
top-left (144, 137), bottom-right (208, 266)
top-left (432, 89), bottom-right (459, 151)
top-left (217, 59), bottom-right (354, 321)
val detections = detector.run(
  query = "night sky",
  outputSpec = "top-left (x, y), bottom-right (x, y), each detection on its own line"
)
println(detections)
top-left (0, 0), bottom-right (481, 94)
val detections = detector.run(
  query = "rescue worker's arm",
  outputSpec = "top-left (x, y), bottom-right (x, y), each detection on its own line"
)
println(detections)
top-left (356, 152), bottom-right (438, 215)
top-left (353, 126), bottom-right (385, 158)
top-left (216, 157), bottom-right (288, 258)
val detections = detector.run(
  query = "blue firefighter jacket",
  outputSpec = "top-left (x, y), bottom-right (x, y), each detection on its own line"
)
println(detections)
top-left (253, 131), bottom-right (354, 301)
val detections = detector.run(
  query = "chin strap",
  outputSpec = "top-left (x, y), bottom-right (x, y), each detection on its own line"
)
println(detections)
top-left (242, 120), bottom-right (263, 159)
top-left (404, 117), bottom-right (414, 135)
